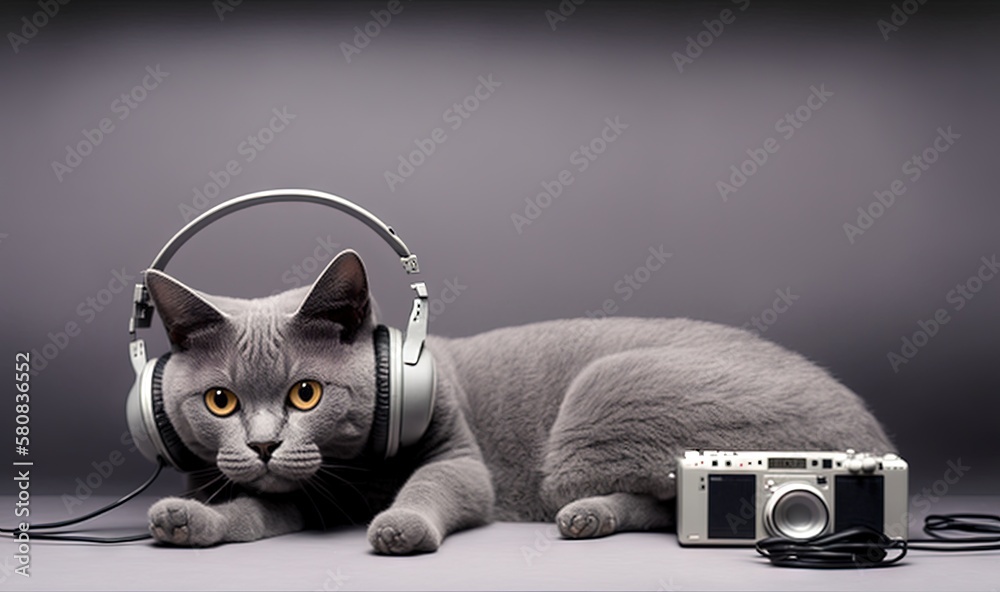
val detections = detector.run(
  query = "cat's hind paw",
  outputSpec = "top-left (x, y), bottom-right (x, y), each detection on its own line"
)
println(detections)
top-left (149, 497), bottom-right (227, 547)
top-left (367, 508), bottom-right (442, 555)
top-left (556, 497), bottom-right (618, 539)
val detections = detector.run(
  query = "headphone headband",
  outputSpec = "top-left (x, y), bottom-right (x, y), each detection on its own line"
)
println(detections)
top-left (130, 188), bottom-right (421, 335)
top-left (149, 189), bottom-right (419, 273)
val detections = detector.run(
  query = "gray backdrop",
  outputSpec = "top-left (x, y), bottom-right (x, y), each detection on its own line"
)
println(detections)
top-left (1, 0), bottom-right (997, 512)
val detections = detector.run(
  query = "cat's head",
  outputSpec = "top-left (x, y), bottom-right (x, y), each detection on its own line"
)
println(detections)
top-left (145, 249), bottom-right (377, 493)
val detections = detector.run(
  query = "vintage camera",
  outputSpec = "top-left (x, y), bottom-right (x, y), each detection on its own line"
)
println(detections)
top-left (676, 450), bottom-right (908, 545)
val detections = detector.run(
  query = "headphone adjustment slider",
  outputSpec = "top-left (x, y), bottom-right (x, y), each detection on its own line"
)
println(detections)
top-left (402, 282), bottom-right (429, 365)
top-left (129, 339), bottom-right (147, 375)
top-left (130, 284), bottom-right (154, 333)
top-left (401, 255), bottom-right (420, 274)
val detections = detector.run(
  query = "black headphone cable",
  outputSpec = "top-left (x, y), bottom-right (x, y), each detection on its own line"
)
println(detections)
top-left (0, 459), bottom-right (164, 543)
top-left (756, 513), bottom-right (1000, 568)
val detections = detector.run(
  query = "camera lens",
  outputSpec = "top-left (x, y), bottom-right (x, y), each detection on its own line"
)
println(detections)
top-left (764, 484), bottom-right (829, 541)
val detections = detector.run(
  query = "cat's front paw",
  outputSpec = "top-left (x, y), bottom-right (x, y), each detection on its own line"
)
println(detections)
top-left (367, 508), bottom-right (442, 555)
top-left (149, 497), bottom-right (227, 547)
top-left (556, 497), bottom-right (618, 539)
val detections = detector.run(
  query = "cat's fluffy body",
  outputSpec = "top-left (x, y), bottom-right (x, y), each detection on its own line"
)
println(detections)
top-left (144, 250), bottom-right (893, 553)
top-left (434, 317), bottom-right (892, 522)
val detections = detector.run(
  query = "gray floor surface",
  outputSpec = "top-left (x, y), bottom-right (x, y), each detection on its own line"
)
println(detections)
top-left (1, 495), bottom-right (997, 591)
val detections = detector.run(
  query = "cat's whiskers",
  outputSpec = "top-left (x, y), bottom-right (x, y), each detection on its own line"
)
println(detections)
top-left (205, 476), bottom-right (236, 505)
top-left (186, 465), bottom-right (222, 475)
top-left (303, 476), bottom-right (356, 525)
top-left (319, 462), bottom-right (370, 472)
top-left (316, 467), bottom-right (371, 514)
top-left (298, 481), bottom-right (327, 532)
top-left (177, 472), bottom-right (228, 499)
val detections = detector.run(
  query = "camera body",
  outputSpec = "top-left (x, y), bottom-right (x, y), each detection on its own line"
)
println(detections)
top-left (676, 450), bottom-right (908, 546)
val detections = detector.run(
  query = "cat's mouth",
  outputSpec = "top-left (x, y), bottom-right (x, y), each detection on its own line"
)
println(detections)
top-left (216, 446), bottom-right (322, 493)
top-left (246, 471), bottom-right (303, 493)
top-left (219, 464), bottom-right (316, 494)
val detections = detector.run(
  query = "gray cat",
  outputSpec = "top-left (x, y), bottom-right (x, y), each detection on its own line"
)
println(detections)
top-left (144, 250), bottom-right (893, 553)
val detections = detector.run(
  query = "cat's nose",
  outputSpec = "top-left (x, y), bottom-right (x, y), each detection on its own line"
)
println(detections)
top-left (248, 440), bottom-right (282, 463)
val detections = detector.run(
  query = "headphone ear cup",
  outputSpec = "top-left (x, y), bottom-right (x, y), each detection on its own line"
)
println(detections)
top-left (370, 325), bottom-right (393, 459)
top-left (149, 354), bottom-right (210, 472)
top-left (397, 341), bottom-right (436, 450)
top-left (126, 356), bottom-right (163, 467)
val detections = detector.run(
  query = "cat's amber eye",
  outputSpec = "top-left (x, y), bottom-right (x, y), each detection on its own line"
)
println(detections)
top-left (288, 380), bottom-right (323, 411)
top-left (204, 388), bottom-right (239, 417)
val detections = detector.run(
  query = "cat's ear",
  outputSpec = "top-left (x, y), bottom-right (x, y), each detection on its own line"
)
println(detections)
top-left (144, 269), bottom-right (229, 348)
top-left (293, 249), bottom-right (372, 342)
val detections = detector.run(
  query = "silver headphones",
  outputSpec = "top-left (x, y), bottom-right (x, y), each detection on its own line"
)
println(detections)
top-left (125, 189), bottom-right (436, 471)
